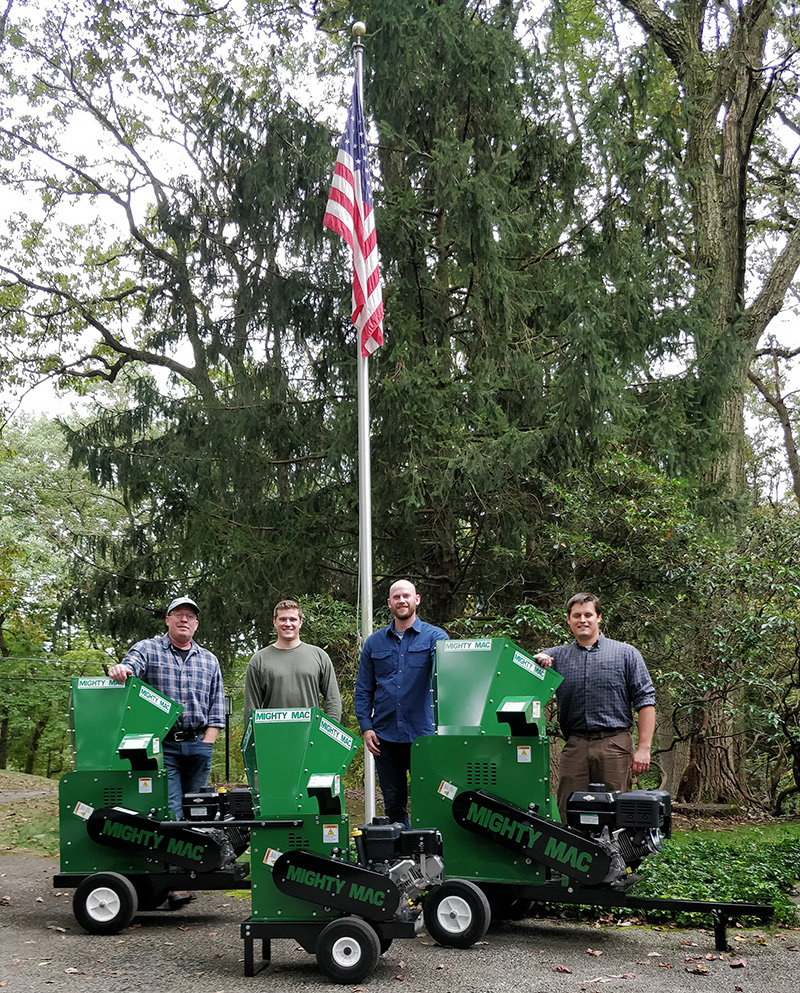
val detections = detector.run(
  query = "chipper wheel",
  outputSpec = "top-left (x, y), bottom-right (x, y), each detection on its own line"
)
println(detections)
top-left (423, 879), bottom-right (491, 949)
top-left (73, 872), bottom-right (138, 935)
top-left (315, 917), bottom-right (382, 983)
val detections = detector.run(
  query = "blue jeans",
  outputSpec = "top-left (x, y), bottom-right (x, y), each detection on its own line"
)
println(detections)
top-left (374, 740), bottom-right (413, 828)
top-left (162, 739), bottom-right (213, 816)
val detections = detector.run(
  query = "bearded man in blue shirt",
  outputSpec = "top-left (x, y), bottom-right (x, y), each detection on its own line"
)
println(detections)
top-left (355, 580), bottom-right (449, 828)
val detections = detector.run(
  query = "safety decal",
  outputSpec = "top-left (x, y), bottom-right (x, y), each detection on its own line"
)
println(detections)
top-left (263, 847), bottom-right (282, 867)
top-left (323, 823), bottom-right (339, 844)
top-left (73, 801), bottom-right (94, 820)
top-left (139, 778), bottom-right (153, 793)
top-left (437, 780), bottom-right (458, 800)
top-left (517, 745), bottom-right (531, 763)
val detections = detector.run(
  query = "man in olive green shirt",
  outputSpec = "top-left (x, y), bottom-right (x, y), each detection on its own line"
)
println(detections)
top-left (244, 599), bottom-right (342, 722)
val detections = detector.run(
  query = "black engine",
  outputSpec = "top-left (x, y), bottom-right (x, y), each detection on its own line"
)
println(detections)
top-left (566, 784), bottom-right (672, 873)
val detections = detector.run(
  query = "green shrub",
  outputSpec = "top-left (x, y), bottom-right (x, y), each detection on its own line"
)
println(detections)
top-left (633, 835), bottom-right (800, 924)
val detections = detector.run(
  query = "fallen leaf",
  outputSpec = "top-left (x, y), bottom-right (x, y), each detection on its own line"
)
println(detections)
top-left (732, 934), bottom-right (747, 942)
top-left (46, 926), bottom-right (67, 933)
top-left (64, 968), bottom-right (84, 975)
top-left (658, 963), bottom-right (672, 968)
top-left (0, 896), bottom-right (10, 906)
top-left (647, 951), bottom-right (660, 957)
top-left (729, 958), bottom-right (747, 968)
top-left (587, 948), bottom-right (604, 956)
top-left (704, 953), bottom-right (719, 960)
top-left (35, 897), bottom-right (44, 903)
top-left (553, 964), bottom-right (573, 973)
top-left (680, 940), bottom-right (698, 947)
top-left (685, 964), bottom-right (709, 975)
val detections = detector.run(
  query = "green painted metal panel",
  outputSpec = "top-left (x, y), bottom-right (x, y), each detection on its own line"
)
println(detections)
top-left (249, 818), bottom-right (347, 922)
top-left (58, 769), bottom-right (171, 874)
top-left (241, 708), bottom-right (360, 817)
top-left (411, 732), bottom-right (555, 884)
top-left (433, 638), bottom-right (562, 735)
top-left (68, 676), bottom-right (183, 772)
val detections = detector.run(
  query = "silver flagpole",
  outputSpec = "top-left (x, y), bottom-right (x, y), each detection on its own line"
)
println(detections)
top-left (353, 20), bottom-right (377, 824)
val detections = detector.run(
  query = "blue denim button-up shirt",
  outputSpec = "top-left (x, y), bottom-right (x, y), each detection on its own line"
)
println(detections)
top-left (354, 617), bottom-right (449, 742)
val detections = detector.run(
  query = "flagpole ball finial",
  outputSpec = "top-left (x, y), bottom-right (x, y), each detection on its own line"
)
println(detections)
top-left (352, 21), bottom-right (366, 38)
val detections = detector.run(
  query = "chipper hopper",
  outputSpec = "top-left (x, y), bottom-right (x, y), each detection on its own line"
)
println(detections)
top-left (54, 676), bottom-right (250, 932)
top-left (411, 638), bottom-right (773, 949)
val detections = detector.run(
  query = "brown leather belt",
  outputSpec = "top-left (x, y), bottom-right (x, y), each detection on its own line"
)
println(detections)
top-left (569, 727), bottom-right (630, 741)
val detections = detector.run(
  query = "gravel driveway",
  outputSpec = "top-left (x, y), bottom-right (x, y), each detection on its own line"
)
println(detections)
top-left (1, 850), bottom-right (798, 993)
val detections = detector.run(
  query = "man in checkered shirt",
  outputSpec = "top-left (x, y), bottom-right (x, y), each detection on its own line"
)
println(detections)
top-left (535, 592), bottom-right (655, 821)
top-left (108, 596), bottom-right (225, 816)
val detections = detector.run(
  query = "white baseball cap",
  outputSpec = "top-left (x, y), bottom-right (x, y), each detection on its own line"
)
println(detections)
top-left (167, 596), bottom-right (199, 616)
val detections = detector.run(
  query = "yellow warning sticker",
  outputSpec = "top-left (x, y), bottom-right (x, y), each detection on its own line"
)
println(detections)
top-left (437, 780), bottom-right (457, 800)
top-left (323, 823), bottom-right (339, 844)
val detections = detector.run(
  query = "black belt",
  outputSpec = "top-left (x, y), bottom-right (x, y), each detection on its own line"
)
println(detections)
top-left (568, 727), bottom-right (630, 741)
top-left (164, 724), bottom-right (207, 742)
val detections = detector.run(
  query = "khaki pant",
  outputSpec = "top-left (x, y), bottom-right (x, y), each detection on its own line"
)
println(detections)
top-left (556, 730), bottom-right (633, 822)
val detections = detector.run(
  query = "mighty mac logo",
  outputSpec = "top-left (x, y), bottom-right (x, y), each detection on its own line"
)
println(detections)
top-left (254, 708), bottom-right (311, 723)
top-left (441, 640), bottom-right (492, 652)
top-left (139, 685), bottom-right (172, 713)
top-left (513, 650), bottom-right (546, 680)
top-left (319, 717), bottom-right (353, 751)
top-left (76, 677), bottom-right (121, 690)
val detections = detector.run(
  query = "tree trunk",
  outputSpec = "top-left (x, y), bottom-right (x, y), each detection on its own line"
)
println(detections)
top-left (25, 717), bottom-right (49, 776)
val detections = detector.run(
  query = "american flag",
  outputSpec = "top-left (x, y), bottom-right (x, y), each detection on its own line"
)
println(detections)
top-left (324, 78), bottom-right (384, 357)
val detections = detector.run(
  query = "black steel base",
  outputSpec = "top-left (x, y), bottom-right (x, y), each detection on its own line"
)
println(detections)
top-left (53, 863), bottom-right (251, 911)
top-left (240, 917), bottom-right (417, 977)
top-left (480, 880), bottom-right (773, 951)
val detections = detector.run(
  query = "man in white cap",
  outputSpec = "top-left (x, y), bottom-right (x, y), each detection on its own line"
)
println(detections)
top-left (108, 596), bottom-right (225, 908)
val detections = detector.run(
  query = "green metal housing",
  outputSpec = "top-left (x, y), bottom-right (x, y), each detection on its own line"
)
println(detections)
top-left (412, 638), bottom-right (563, 884)
top-left (241, 707), bottom-right (361, 922)
top-left (59, 676), bottom-right (182, 874)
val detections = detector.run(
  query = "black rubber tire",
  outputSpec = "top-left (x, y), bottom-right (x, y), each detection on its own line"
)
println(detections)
top-left (423, 879), bottom-right (491, 949)
top-left (316, 917), bottom-right (381, 983)
top-left (73, 872), bottom-right (138, 935)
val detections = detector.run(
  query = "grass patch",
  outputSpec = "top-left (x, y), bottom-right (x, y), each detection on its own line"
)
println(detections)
top-left (0, 770), bottom-right (60, 857)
